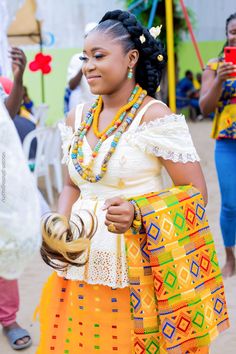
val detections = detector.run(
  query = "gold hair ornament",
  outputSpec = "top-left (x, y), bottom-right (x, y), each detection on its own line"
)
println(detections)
top-left (157, 54), bottom-right (164, 62)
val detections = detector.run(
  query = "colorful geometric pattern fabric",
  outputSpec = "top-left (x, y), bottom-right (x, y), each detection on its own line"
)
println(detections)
top-left (125, 185), bottom-right (229, 353)
top-left (206, 59), bottom-right (236, 140)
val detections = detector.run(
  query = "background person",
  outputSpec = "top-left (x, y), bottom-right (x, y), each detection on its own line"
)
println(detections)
top-left (200, 12), bottom-right (236, 278)
top-left (64, 22), bottom-right (97, 113)
top-left (176, 70), bottom-right (202, 120)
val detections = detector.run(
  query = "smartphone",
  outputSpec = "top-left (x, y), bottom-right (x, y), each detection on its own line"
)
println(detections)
top-left (224, 46), bottom-right (236, 77)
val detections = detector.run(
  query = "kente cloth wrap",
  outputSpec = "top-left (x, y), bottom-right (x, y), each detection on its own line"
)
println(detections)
top-left (125, 185), bottom-right (229, 353)
top-left (206, 59), bottom-right (236, 140)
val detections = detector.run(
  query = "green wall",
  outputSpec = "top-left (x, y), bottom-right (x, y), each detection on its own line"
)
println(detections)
top-left (178, 40), bottom-right (224, 77)
top-left (23, 40), bottom-right (224, 125)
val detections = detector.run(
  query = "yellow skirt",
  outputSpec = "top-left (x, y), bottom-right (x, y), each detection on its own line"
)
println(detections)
top-left (37, 272), bottom-right (209, 354)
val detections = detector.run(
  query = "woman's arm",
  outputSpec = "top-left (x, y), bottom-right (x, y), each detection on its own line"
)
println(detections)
top-left (68, 69), bottom-right (83, 90)
top-left (160, 159), bottom-right (208, 206)
top-left (57, 108), bottom-right (80, 218)
top-left (142, 99), bottom-right (208, 205)
top-left (199, 61), bottom-right (236, 116)
top-left (5, 48), bottom-right (27, 118)
top-left (57, 170), bottom-right (80, 218)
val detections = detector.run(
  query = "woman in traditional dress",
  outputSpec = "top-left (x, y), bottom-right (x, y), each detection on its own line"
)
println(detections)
top-left (37, 10), bottom-right (229, 354)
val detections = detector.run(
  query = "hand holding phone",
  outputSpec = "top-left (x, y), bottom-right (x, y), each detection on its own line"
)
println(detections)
top-left (224, 46), bottom-right (236, 77)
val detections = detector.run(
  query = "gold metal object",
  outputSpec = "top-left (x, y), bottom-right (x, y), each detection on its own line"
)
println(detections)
top-left (108, 223), bottom-right (116, 232)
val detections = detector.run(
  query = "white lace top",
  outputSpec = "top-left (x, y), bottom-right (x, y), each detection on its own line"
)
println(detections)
top-left (58, 100), bottom-right (200, 287)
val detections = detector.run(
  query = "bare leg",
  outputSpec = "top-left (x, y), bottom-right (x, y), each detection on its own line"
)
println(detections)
top-left (222, 247), bottom-right (235, 278)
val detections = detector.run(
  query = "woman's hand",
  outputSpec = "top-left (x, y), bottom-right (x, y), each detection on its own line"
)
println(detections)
top-left (216, 61), bottom-right (236, 83)
top-left (103, 197), bottom-right (134, 234)
top-left (10, 47), bottom-right (27, 85)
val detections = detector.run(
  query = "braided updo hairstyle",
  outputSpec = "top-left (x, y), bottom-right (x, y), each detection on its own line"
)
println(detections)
top-left (93, 9), bottom-right (167, 98)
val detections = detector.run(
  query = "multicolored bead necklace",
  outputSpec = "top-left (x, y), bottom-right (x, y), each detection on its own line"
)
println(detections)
top-left (71, 84), bottom-right (147, 183)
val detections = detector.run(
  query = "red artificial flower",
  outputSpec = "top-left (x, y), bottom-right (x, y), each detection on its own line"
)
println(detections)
top-left (29, 53), bottom-right (52, 74)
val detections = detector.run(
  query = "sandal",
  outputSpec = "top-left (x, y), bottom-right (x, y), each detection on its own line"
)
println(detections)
top-left (3, 327), bottom-right (32, 350)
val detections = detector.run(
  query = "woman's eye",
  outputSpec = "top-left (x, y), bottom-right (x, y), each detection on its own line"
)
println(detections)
top-left (79, 56), bottom-right (88, 61)
top-left (94, 54), bottom-right (104, 59)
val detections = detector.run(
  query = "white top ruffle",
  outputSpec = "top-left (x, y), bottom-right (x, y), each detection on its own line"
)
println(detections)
top-left (58, 101), bottom-right (200, 287)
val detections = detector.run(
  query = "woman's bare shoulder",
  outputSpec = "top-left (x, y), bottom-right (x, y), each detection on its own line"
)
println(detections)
top-left (141, 98), bottom-right (172, 124)
top-left (65, 108), bottom-right (76, 129)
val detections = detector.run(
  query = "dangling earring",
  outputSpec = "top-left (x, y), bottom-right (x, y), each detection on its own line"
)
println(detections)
top-left (127, 67), bottom-right (133, 79)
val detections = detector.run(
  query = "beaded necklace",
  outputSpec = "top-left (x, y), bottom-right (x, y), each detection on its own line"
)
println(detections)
top-left (93, 86), bottom-right (142, 138)
top-left (71, 84), bottom-right (147, 183)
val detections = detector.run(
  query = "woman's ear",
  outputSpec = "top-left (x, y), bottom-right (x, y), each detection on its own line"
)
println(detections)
top-left (128, 49), bottom-right (139, 68)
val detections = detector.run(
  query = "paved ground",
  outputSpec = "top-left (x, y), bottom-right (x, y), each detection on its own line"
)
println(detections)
top-left (0, 119), bottom-right (235, 353)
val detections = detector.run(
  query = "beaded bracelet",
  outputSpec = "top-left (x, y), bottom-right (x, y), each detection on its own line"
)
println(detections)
top-left (129, 199), bottom-right (142, 234)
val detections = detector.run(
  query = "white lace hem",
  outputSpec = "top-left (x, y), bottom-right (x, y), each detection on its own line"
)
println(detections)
top-left (144, 146), bottom-right (200, 163)
top-left (56, 249), bottom-right (130, 288)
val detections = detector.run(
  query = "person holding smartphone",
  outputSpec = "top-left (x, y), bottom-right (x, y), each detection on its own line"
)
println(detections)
top-left (200, 13), bottom-right (236, 278)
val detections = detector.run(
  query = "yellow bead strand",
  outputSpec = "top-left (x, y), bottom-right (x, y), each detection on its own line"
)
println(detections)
top-left (92, 86), bottom-right (142, 138)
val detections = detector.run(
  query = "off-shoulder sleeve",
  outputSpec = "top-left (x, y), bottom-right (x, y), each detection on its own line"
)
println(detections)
top-left (204, 58), bottom-right (219, 71)
top-left (58, 122), bottom-right (74, 164)
top-left (124, 114), bottom-right (200, 163)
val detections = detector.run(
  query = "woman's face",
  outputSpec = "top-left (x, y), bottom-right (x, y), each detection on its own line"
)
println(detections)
top-left (227, 18), bottom-right (236, 47)
top-left (81, 31), bottom-right (131, 95)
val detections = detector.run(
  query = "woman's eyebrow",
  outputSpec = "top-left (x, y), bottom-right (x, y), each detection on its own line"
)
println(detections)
top-left (83, 47), bottom-right (107, 53)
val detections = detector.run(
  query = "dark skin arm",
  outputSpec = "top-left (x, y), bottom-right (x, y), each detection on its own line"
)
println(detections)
top-left (58, 170), bottom-right (81, 218)
top-left (199, 59), bottom-right (236, 116)
top-left (5, 47), bottom-right (27, 118)
top-left (57, 108), bottom-right (81, 218)
top-left (142, 102), bottom-right (207, 204)
top-left (68, 69), bottom-right (83, 90)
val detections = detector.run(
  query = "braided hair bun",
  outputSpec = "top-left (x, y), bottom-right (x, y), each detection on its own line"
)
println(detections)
top-left (95, 9), bottom-right (167, 98)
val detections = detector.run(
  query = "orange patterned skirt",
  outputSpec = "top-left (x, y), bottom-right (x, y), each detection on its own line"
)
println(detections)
top-left (36, 272), bottom-right (209, 354)
top-left (36, 272), bottom-right (134, 353)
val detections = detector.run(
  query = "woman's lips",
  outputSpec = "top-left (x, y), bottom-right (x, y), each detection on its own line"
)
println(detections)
top-left (87, 76), bottom-right (101, 83)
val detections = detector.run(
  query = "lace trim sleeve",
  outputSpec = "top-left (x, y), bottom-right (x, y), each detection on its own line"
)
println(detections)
top-left (58, 122), bottom-right (74, 164)
top-left (125, 114), bottom-right (200, 163)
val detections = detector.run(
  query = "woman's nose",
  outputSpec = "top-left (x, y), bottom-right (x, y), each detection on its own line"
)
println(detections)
top-left (85, 58), bottom-right (96, 71)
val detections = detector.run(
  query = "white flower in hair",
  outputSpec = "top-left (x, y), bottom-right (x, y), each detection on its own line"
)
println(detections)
top-left (149, 25), bottom-right (162, 39)
top-left (139, 34), bottom-right (146, 44)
